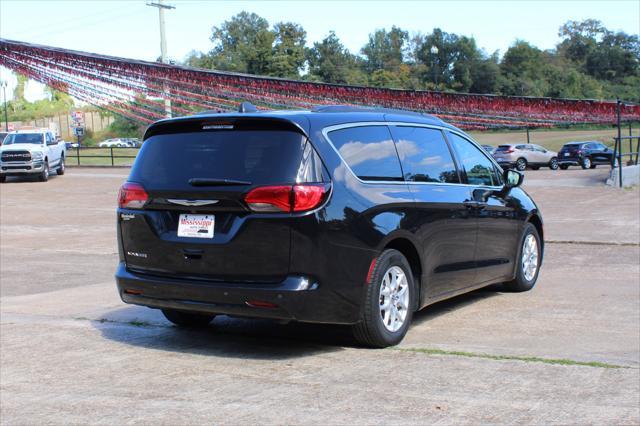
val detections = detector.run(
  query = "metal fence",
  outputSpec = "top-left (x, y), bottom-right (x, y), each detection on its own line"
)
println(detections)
top-left (69, 146), bottom-right (140, 166)
top-left (611, 101), bottom-right (640, 187)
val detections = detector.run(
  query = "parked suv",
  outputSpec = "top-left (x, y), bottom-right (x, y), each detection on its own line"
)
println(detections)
top-left (557, 141), bottom-right (613, 169)
top-left (492, 144), bottom-right (558, 171)
top-left (116, 105), bottom-right (544, 347)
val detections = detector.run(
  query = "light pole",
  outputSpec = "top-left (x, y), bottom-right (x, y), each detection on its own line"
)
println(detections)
top-left (0, 80), bottom-right (8, 131)
top-left (430, 45), bottom-right (439, 89)
top-left (147, 0), bottom-right (175, 118)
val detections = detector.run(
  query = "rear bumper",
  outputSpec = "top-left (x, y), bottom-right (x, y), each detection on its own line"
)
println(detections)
top-left (557, 158), bottom-right (580, 166)
top-left (496, 160), bottom-right (515, 168)
top-left (115, 262), bottom-right (358, 324)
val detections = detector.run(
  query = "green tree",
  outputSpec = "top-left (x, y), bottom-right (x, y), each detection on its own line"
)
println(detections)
top-left (361, 26), bottom-right (408, 73)
top-left (306, 32), bottom-right (367, 85)
top-left (207, 11), bottom-right (274, 74)
top-left (267, 22), bottom-right (307, 78)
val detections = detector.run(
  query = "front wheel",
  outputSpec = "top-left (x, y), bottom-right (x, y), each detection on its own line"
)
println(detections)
top-left (503, 223), bottom-right (541, 292)
top-left (351, 249), bottom-right (414, 348)
top-left (581, 157), bottom-right (592, 169)
top-left (56, 157), bottom-right (65, 175)
top-left (39, 160), bottom-right (49, 182)
top-left (162, 309), bottom-right (215, 328)
top-left (549, 158), bottom-right (559, 170)
top-left (515, 158), bottom-right (527, 171)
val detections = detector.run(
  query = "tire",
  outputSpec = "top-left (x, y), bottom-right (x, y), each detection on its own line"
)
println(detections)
top-left (503, 223), bottom-right (541, 292)
top-left (39, 160), bottom-right (49, 182)
top-left (559, 164), bottom-right (569, 170)
top-left (515, 158), bottom-right (527, 171)
top-left (351, 249), bottom-right (415, 348)
top-left (590, 164), bottom-right (597, 169)
top-left (581, 157), bottom-right (592, 169)
top-left (56, 156), bottom-right (65, 175)
top-left (549, 158), bottom-right (559, 170)
top-left (161, 309), bottom-right (215, 328)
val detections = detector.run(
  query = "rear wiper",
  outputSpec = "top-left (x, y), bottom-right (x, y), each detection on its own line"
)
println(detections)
top-left (188, 178), bottom-right (252, 186)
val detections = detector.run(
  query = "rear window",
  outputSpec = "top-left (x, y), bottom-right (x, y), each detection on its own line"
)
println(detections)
top-left (328, 125), bottom-right (403, 181)
top-left (130, 130), bottom-right (310, 190)
top-left (495, 145), bottom-right (512, 151)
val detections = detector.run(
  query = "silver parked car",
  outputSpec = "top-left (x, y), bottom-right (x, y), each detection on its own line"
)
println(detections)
top-left (492, 144), bottom-right (559, 171)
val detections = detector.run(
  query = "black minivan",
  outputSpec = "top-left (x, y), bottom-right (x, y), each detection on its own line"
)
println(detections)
top-left (116, 105), bottom-right (544, 347)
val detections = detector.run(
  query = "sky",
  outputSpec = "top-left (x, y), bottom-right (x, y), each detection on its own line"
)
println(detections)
top-left (1, 0), bottom-right (639, 101)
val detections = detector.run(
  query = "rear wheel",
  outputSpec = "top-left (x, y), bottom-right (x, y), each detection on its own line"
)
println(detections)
top-left (581, 157), bottom-right (592, 169)
top-left (351, 249), bottom-right (414, 348)
top-left (39, 160), bottom-right (49, 182)
top-left (503, 223), bottom-right (541, 292)
top-left (162, 309), bottom-right (215, 328)
top-left (549, 158), bottom-right (559, 170)
top-left (515, 158), bottom-right (527, 171)
top-left (559, 164), bottom-right (569, 170)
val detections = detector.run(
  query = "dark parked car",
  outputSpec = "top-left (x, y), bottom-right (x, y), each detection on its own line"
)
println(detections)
top-left (116, 105), bottom-right (544, 347)
top-left (557, 141), bottom-right (614, 169)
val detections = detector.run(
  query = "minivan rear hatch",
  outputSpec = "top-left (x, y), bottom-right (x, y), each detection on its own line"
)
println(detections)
top-left (118, 117), bottom-right (325, 283)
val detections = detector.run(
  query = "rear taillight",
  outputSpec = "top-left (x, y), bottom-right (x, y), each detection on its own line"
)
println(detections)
top-left (118, 182), bottom-right (149, 209)
top-left (505, 148), bottom-right (515, 153)
top-left (244, 184), bottom-right (329, 213)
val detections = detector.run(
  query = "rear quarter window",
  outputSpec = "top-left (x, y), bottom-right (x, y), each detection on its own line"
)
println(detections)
top-left (327, 125), bottom-right (403, 181)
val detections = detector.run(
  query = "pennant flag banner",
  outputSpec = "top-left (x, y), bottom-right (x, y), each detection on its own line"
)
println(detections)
top-left (1, 38), bottom-right (639, 130)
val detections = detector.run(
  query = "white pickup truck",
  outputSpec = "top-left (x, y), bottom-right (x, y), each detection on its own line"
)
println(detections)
top-left (0, 129), bottom-right (66, 182)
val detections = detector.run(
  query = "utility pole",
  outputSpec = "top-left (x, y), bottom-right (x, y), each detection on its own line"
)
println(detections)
top-left (147, 0), bottom-right (175, 118)
top-left (0, 80), bottom-right (8, 131)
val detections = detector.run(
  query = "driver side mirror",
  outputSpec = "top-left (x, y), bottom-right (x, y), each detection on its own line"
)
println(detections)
top-left (504, 169), bottom-right (524, 189)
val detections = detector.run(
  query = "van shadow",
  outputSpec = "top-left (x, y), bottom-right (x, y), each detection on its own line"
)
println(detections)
top-left (96, 306), bottom-right (352, 360)
top-left (97, 285), bottom-right (503, 360)
top-left (412, 284), bottom-right (503, 325)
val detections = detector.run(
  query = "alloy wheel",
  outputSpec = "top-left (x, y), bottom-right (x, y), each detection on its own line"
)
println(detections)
top-left (379, 266), bottom-right (410, 332)
top-left (521, 234), bottom-right (539, 281)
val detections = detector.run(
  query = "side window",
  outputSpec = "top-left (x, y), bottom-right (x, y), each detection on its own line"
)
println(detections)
top-left (447, 132), bottom-right (500, 186)
top-left (533, 145), bottom-right (546, 152)
top-left (45, 133), bottom-right (51, 144)
top-left (327, 125), bottom-right (403, 181)
top-left (389, 126), bottom-right (459, 183)
top-left (515, 145), bottom-right (527, 150)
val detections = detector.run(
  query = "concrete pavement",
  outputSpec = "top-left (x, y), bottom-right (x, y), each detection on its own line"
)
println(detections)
top-left (1, 167), bottom-right (639, 424)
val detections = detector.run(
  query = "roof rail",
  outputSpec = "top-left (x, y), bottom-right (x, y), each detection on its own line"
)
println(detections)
top-left (312, 105), bottom-right (426, 117)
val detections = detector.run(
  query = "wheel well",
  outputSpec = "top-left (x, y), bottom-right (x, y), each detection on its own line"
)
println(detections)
top-left (384, 238), bottom-right (422, 306)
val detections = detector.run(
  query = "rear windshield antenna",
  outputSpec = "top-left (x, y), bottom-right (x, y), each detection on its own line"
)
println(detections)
top-left (238, 102), bottom-right (258, 113)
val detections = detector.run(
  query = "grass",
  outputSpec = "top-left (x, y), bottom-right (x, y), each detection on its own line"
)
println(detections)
top-left (66, 147), bottom-right (139, 166)
top-left (62, 128), bottom-right (637, 167)
top-left (468, 128), bottom-right (628, 152)
top-left (394, 347), bottom-right (627, 369)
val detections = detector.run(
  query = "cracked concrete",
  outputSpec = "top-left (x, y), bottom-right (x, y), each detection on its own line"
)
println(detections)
top-left (1, 167), bottom-right (639, 424)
